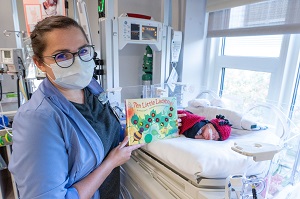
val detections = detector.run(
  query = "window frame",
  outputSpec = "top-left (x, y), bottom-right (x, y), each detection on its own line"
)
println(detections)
top-left (205, 34), bottom-right (300, 115)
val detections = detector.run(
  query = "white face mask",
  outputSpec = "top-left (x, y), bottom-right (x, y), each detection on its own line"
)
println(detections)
top-left (45, 56), bottom-right (95, 89)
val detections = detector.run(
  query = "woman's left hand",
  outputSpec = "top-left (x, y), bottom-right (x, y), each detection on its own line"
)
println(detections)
top-left (177, 113), bottom-right (186, 133)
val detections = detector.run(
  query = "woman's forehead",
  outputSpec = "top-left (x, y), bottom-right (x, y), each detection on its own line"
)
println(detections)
top-left (44, 27), bottom-right (87, 53)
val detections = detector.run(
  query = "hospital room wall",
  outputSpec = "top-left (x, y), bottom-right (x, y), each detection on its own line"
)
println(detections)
top-left (180, 0), bottom-right (208, 103)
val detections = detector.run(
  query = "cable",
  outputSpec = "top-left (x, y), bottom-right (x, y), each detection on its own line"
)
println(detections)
top-left (252, 184), bottom-right (258, 199)
top-left (18, 56), bottom-right (30, 100)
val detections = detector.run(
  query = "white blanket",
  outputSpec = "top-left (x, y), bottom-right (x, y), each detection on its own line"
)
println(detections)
top-left (143, 128), bottom-right (280, 181)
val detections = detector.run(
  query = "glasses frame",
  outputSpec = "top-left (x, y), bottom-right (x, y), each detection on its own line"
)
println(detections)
top-left (41, 44), bottom-right (95, 68)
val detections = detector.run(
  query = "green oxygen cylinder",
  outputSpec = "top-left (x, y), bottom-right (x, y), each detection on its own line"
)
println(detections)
top-left (142, 45), bottom-right (153, 85)
top-left (142, 46), bottom-right (153, 98)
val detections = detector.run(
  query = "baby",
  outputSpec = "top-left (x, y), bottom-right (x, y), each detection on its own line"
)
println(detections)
top-left (178, 110), bottom-right (232, 141)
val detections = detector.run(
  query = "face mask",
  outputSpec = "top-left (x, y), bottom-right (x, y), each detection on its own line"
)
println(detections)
top-left (46, 56), bottom-right (95, 89)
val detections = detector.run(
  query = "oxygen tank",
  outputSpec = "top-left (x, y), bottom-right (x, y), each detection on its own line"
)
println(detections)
top-left (142, 46), bottom-right (153, 98)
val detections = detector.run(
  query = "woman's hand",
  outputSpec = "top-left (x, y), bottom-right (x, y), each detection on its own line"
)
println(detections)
top-left (177, 113), bottom-right (186, 133)
top-left (106, 136), bottom-right (144, 167)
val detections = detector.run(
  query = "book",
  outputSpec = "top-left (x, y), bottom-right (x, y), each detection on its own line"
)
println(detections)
top-left (125, 97), bottom-right (178, 145)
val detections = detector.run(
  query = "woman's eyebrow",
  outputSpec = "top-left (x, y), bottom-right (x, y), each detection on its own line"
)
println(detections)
top-left (51, 48), bottom-right (70, 54)
top-left (51, 44), bottom-right (88, 54)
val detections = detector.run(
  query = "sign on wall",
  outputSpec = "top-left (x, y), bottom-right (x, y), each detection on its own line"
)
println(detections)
top-left (23, 0), bottom-right (65, 34)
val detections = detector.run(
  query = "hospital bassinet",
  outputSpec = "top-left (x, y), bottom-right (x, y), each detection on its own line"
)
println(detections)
top-left (108, 85), bottom-right (300, 199)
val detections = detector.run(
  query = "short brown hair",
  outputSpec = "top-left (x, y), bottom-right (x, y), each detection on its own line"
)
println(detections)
top-left (30, 15), bottom-right (88, 60)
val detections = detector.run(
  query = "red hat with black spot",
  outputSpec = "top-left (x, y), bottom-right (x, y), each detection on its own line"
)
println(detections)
top-left (210, 114), bottom-right (232, 141)
top-left (178, 110), bottom-right (205, 134)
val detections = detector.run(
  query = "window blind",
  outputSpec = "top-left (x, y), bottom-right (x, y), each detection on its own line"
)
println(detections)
top-left (206, 0), bottom-right (267, 12)
top-left (207, 0), bottom-right (300, 37)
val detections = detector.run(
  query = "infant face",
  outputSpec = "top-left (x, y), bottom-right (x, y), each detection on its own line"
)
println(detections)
top-left (195, 123), bottom-right (220, 140)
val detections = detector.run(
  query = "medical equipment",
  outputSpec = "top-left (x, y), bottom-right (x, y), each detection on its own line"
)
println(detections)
top-left (225, 142), bottom-right (281, 199)
top-left (118, 14), bottom-right (163, 51)
top-left (170, 31), bottom-right (182, 63)
top-left (142, 46), bottom-right (153, 98)
top-left (0, 48), bottom-right (23, 73)
top-left (0, 48), bottom-right (29, 107)
top-left (114, 86), bottom-right (300, 199)
top-left (166, 30), bottom-right (182, 92)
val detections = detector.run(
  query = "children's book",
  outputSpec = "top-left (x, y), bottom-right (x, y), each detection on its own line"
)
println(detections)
top-left (125, 97), bottom-right (178, 145)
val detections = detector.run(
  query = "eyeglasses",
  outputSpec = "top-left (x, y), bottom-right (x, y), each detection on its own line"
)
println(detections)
top-left (41, 45), bottom-right (95, 68)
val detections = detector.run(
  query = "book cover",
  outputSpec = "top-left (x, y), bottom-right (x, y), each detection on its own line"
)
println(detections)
top-left (125, 97), bottom-right (178, 145)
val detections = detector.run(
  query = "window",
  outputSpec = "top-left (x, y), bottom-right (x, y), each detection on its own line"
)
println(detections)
top-left (223, 35), bottom-right (283, 57)
top-left (206, 0), bottom-right (300, 115)
top-left (214, 35), bottom-right (285, 108)
top-left (222, 68), bottom-right (270, 106)
top-left (289, 58), bottom-right (300, 130)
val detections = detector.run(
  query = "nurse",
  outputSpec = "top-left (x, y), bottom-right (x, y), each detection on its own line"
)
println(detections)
top-left (9, 15), bottom-right (143, 199)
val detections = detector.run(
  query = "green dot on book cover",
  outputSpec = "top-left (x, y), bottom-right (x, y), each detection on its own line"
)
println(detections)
top-left (145, 134), bottom-right (153, 143)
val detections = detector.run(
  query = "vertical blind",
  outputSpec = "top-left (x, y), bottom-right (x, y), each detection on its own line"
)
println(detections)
top-left (207, 0), bottom-right (300, 37)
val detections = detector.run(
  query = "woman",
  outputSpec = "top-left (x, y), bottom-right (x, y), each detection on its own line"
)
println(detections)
top-left (9, 15), bottom-right (143, 199)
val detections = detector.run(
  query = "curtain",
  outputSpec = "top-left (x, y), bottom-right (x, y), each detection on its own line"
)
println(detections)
top-left (206, 0), bottom-right (268, 12)
top-left (207, 0), bottom-right (300, 37)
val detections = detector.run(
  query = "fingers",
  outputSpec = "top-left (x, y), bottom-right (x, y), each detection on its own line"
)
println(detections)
top-left (177, 118), bottom-right (182, 127)
top-left (128, 143), bottom-right (145, 151)
top-left (177, 113), bottom-right (186, 118)
top-left (119, 136), bottom-right (129, 148)
top-left (118, 136), bottom-right (144, 152)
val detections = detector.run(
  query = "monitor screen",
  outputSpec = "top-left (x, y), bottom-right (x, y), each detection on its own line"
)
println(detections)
top-left (4, 50), bottom-right (11, 59)
top-left (131, 24), bottom-right (140, 40)
top-left (142, 25), bottom-right (157, 41)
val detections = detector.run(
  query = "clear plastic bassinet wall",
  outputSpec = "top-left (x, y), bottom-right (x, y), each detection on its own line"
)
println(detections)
top-left (223, 103), bottom-right (300, 199)
top-left (106, 84), bottom-right (300, 199)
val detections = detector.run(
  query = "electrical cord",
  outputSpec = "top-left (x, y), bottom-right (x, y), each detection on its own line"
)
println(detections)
top-left (18, 56), bottom-right (30, 101)
top-left (0, 81), bottom-right (2, 101)
top-left (252, 184), bottom-right (258, 199)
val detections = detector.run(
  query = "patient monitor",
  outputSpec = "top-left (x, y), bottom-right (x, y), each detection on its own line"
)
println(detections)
top-left (0, 48), bottom-right (23, 73)
top-left (118, 15), bottom-right (163, 51)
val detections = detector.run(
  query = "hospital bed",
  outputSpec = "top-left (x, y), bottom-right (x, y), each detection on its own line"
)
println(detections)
top-left (109, 85), bottom-right (300, 199)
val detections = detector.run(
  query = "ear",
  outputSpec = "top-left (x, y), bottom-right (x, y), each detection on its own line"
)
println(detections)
top-left (32, 55), bottom-right (47, 72)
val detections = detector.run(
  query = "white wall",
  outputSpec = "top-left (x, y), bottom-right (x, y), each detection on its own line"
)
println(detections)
top-left (0, 1), bottom-right (17, 48)
top-left (179, 0), bottom-right (208, 105)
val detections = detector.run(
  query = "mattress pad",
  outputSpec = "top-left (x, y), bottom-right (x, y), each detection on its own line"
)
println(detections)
top-left (142, 128), bottom-right (280, 181)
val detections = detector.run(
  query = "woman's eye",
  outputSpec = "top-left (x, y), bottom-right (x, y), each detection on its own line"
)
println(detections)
top-left (79, 48), bottom-right (88, 56)
top-left (55, 53), bottom-right (68, 61)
